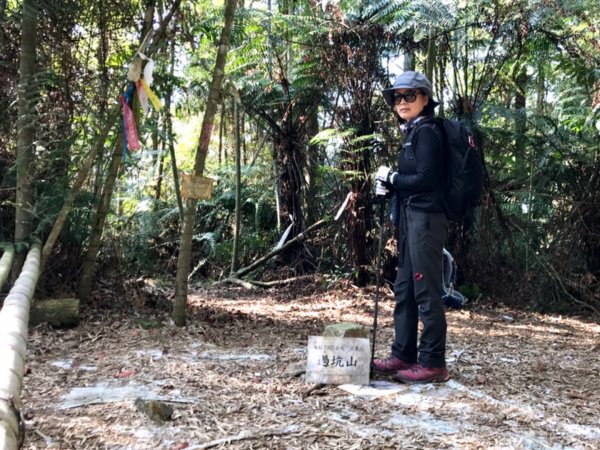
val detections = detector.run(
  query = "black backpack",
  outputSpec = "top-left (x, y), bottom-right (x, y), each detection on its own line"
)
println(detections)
top-left (431, 118), bottom-right (484, 226)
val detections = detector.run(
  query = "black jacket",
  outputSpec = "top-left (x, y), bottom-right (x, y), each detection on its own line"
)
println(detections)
top-left (390, 117), bottom-right (446, 225)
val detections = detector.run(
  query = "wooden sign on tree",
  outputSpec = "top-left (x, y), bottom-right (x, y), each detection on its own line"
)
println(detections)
top-left (180, 174), bottom-right (214, 200)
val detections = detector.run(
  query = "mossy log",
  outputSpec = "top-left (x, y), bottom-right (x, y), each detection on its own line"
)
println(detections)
top-left (0, 242), bottom-right (41, 450)
top-left (29, 298), bottom-right (80, 328)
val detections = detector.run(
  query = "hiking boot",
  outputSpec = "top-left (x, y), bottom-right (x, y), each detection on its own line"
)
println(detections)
top-left (394, 364), bottom-right (449, 384)
top-left (372, 355), bottom-right (413, 374)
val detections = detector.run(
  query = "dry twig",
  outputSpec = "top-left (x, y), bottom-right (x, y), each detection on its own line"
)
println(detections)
top-left (189, 425), bottom-right (300, 449)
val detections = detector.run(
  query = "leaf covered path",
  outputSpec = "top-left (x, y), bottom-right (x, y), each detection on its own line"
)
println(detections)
top-left (22, 281), bottom-right (600, 449)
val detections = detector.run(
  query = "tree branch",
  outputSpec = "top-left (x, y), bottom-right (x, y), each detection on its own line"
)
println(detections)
top-left (231, 217), bottom-right (330, 280)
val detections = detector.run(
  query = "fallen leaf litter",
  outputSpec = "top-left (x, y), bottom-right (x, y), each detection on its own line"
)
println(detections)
top-left (21, 279), bottom-right (600, 449)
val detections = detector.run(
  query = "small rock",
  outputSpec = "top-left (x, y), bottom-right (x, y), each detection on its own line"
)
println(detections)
top-left (135, 398), bottom-right (173, 424)
top-left (323, 323), bottom-right (368, 338)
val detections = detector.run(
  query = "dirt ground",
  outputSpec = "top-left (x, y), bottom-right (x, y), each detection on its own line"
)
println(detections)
top-left (21, 279), bottom-right (600, 449)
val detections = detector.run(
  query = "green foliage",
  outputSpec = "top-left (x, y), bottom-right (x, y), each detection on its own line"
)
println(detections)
top-left (0, 0), bottom-right (598, 313)
top-left (116, 200), bottom-right (182, 276)
top-left (458, 283), bottom-right (480, 300)
top-left (60, 191), bottom-right (95, 246)
top-left (255, 194), bottom-right (277, 231)
top-left (177, 162), bottom-right (283, 274)
top-left (310, 128), bottom-right (357, 146)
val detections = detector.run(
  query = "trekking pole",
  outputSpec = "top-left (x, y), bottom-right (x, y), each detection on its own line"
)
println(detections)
top-left (370, 187), bottom-right (387, 379)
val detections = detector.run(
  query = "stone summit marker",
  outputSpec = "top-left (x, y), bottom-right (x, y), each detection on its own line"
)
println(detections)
top-left (305, 335), bottom-right (371, 385)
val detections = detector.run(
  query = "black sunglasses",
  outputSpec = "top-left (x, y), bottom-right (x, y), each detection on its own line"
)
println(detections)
top-left (393, 90), bottom-right (420, 104)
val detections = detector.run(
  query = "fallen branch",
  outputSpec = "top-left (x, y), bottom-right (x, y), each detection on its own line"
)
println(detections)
top-left (220, 277), bottom-right (257, 290)
top-left (189, 425), bottom-right (300, 450)
top-left (543, 259), bottom-right (600, 316)
top-left (232, 217), bottom-right (330, 279)
top-left (221, 275), bottom-right (315, 289)
top-left (302, 383), bottom-right (326, 399)
top-left (241, 275), bottom-right (315, 288)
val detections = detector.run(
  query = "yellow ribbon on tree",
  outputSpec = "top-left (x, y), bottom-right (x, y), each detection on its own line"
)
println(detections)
top-left (140, 78), bottom-right (163, 111)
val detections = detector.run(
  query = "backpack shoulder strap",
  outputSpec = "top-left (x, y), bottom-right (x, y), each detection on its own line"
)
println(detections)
top-left (410, 117), bottom-right (449, 163)
top-left (412, 117), bottom-right (447, 142)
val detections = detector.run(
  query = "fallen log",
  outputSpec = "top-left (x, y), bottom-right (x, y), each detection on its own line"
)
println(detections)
top-left (0, 242), bottom-right (41, 450)
top-left (29, 298), bottom-right (80, 328)
top-left (220, 277), bottom-right (257, 290)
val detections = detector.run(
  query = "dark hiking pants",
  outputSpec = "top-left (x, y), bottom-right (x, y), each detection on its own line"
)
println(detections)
top-left (392, 206), bottom-right (448, 368)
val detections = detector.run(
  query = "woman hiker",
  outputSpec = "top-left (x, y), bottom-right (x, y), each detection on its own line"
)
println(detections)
top-left (373, 71), bottom-right (450, 384)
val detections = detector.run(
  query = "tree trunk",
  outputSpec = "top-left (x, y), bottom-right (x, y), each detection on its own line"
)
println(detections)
top-left (172, 0), bottom-right (237, 326)
top-left (514, 64), bottom-right (527, 158)
top-left (0, 242), bottom-right (41, 450)
top-left (241, 111), bottom-right (247, 166)
top-left (304, 109), bottom-right (320, 225)
top-left (343, 138), bottom-right (373, 287)
top-left (166, 97), bottom-right (184, 222)
top-left (274, 129), bottom-right (303, 241)
top-left (154, 138), bottom-right (165, 202)
top-left (219, 101), bottom-right (225, 165)
top-left (78, 135), bottom-right (123, 303)
top-left (273, 147), bottom-right (282, 232)
top-left (513, 64), bottom-right (528, 269)
top-left (13, 0), bottom-right (38, 279)
top-left (403, 51), bottom-right (415, 71)
top-left (231, 97), bottom-right (241, 274)
top-left (165, 36), bottom-right (183, 220)
top-left (425, 28), bottom-right (436, 83)
top-left (142, 0), bottom-right (156, 38)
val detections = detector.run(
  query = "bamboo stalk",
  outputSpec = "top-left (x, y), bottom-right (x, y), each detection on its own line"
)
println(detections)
top-left (0, 246), bottom-right (14, 292)
top-left (0, 242), bottom-right (41, 450)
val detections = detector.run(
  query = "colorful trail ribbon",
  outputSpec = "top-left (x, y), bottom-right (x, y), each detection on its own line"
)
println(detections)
top-left (120, 94), bottom-right (141, 151)
top-left (136, 81), bottom-right (150, 116)
top-left (140, 78), bottom-right (163, 111)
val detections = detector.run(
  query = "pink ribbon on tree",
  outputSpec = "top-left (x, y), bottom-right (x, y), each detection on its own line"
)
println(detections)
top-left (120, 94), bottom-right (141, 151)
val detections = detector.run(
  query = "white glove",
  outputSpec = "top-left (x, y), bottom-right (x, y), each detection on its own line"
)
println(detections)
top-left (376, 166), bottom-right (397, 185)
top-left (375, 180), bottom-right (389, 196)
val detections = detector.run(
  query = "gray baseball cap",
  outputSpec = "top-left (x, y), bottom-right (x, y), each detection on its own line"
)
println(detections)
top-left (382, 71), bottom-right (440, 107)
